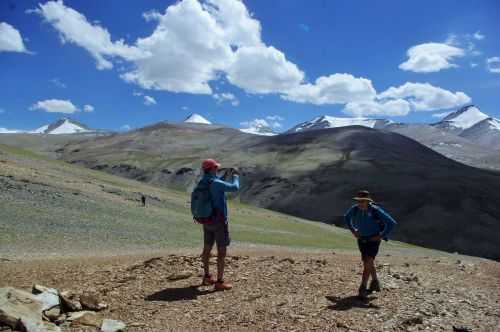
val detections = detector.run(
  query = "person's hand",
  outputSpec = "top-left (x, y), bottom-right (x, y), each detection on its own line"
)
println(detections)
top-left (352, 230), bottom-right (360, 239)
top-left (370, 235), bottom-right (382, 242)
top-left (231, 167), bottom-right (240, 176)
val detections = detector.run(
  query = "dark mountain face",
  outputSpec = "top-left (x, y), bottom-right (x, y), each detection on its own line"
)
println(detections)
top-left (60, 124), bottom-right (500, 260)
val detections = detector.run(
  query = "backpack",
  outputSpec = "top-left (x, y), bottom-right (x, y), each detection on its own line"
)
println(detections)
top-left (191, 178), bottom-right (214, 224)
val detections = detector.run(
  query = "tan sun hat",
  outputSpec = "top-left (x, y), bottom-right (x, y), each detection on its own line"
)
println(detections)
top-left (353, 190), bottom-right (374, 202)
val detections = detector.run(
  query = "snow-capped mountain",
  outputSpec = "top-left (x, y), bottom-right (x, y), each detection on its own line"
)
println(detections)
top-left (184, 113), bottom-right (211, 124)
top-left (0, 128), bottom-right (23, 134)
top-left (433, 105), bottom-right (489, 133)
top-left (287, 115), bottom-right (392, 133)
top-left (240, 123), bottom-right (277, 136)
top-left (33, 118), bottom-right (92, 135)
top-left (460, 117), bottom-right (500, 150)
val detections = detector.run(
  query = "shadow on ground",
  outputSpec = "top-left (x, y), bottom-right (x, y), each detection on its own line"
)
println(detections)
top-left (325, 295), bottom-right (380, 311)
top-left (146, 286), bottom-right (215, 302)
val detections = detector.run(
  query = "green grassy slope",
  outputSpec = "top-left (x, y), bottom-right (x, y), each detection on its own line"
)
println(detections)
top-left (0, 143), bottom-right (411, 258)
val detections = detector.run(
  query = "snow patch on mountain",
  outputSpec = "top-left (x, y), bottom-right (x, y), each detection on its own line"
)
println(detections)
top-left (437, 105), bottom-right (489, 130)
top-left (288, 115), bottom-right (392, 133)
top-left (184, 114), bottom-right (211, 124)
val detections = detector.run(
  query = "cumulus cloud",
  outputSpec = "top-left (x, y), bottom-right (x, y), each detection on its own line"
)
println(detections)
top-left (120, 124), bottom-right (131, 131)
top-left (343, 99), bottom-right (411, 117)
top-left (399, 43), bottom-right (465, 73)
top-left (34, 0), bottom-right (147, 70)
top-left (283, 74), bottom-right (376, 105)
top-left (265, 115), bottom-right (284, 128)
top-left (378, 82), bottom-right (471, 111)
top-left (432, 111), bottom-right (453, 118)
top-left (143, 95), bottom-right (157, 105)
top-left (83, 104), bottom-right (94, 112)
top-left (34, 0), bottom-right (473, 117)
top-left (227, 45), bottom-right (304, 94)
top-left (473, 31), bottom-right (485, 40)
top-left (30, 99), bottom-right (79, 113)
top-left (486, 57), bottom-right (500, 74)
top-left (0, 22), bottom-right (29, 53)
top-left (213, 92), bottom-right (239, 106)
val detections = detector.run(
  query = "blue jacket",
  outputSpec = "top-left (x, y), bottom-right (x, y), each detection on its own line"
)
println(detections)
top-left (202, 173), bottom-right (240, 221)
top-left (344, 204), bottom-right (397, 239)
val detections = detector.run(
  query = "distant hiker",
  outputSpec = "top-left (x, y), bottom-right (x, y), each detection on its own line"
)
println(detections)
top-left (344, 190), bottom-right (397, 298)
top-left (191, 159), bottom-right (240, 291)
top-left (141, 194), bottom-right (146, 207)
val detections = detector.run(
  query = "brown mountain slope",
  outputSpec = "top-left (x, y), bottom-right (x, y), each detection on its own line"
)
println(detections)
top-left (59, 123), bottom-right (500, 260)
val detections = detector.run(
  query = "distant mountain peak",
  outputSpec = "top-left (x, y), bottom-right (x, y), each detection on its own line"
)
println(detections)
top-left (437, 105), bottom-right (489, 130)
top-left (33, 118), bottom-right (92, 135)
top-left (184, 113), bottom-right (211, 124)
top-left (287, 115), bottom-right (392, 133)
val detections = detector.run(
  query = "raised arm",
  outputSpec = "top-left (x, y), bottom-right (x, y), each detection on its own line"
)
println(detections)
top-left (213, 176), bottom-right (240, 192)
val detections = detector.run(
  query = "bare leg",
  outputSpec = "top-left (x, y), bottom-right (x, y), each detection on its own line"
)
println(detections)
top-left (369, 258), bottom-right (378, 281)
top-left (202, 245), bottom-right (212, 276)
top-left (361, 257), bottom-right (372, 287)
top-left (217, 247), bottom-right (227, 281)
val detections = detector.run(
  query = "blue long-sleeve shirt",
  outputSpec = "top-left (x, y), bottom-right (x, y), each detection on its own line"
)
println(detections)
top-left (202, 173), bottom-right (240, 221)
top-left (344, 204), bottom-right (397, 239)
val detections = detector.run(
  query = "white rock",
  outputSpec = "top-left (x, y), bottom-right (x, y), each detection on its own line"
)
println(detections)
top-left (100, 319), bottom-right (127, 332)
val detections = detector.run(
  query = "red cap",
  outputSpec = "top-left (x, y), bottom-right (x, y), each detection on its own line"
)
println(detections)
top-left (202, 159), bottom-right (220, 171)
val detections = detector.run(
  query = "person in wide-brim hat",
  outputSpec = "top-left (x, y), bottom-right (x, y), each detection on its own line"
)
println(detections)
top-left (344, 190), bottom-right (397, 298)
top-left (352, 190), bottom-right (374, 202)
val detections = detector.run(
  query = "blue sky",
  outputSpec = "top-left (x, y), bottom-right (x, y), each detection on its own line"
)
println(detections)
top-left (1, 0), bottom-right (499, 132)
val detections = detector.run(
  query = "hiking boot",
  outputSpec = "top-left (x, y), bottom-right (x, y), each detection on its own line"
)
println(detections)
top-left (202, 274), bottom-right (216, 286)
top-left (215, 280), bottom-right (233, 291)
top-left (358, 285), bottom-right (369, 298)
top-left (369, 279), bottom-right (381, 293)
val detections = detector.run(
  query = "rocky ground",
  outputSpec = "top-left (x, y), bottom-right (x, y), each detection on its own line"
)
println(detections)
top-left (1, 249), bottom-right (499, 332)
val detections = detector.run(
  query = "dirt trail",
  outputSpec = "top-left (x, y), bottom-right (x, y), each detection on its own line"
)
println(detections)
top-left (1, 249), bottom-right (499, 332)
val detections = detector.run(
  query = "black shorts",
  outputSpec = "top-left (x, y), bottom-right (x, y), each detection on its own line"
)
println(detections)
top-left (203, 221), bottom-right (230, 248)
top-left (357, 239), bottom-right (381, 259)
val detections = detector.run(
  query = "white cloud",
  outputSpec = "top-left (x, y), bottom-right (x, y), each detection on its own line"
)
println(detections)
top-left (143, 95), bottom-right (157, 105)
top-left (470, 62), bottom-right (478, 68)
top-left (50, 78), bottom-right (67, 88)
top-left (265, 115), bottom-right (284, 128)
top-left (34, 0), bottom-right (473, 117)
top-left (30, 99), bottom-right (78, 113)
top-left (432, 111), bottom-right (453, 118)
top-left (240, 118), bottom-right (274, 130)
top-left (132, 91), bottom-right (143, 96)
top-left (0, 22), bottom-right (29, 53)
top-left (473, 31), bottom-right (485, 40)
top-left (213, 92), bottom-right (239, 106)
top-left (83, 104), bottom-right (94, 112)
top-left (34, 0), bottom-right (147, 70)
top-left (486, 57), bottom-right (500, 74)
top-left (241, 116), bottom-right (283, 130)
top-left (181, 106), bottom-right (189, 110)
top-left (120, 124), bottom-right (131, 131)
top-left (227, 45), bottom-right (304, 94)
top-left (379, 82), bottom-right (471, 111)
top-left (343, 99), bottom-right (411, 117)
top-left (399, 43), bottom-right (465, 73)
top-left (121, 0), bottom-right (233, 94)
top-left (283, 73), bottom-right (376, 105)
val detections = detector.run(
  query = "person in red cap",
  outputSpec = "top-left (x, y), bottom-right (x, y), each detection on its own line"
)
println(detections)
top-left (199, 159), bottom-right (240, 290)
